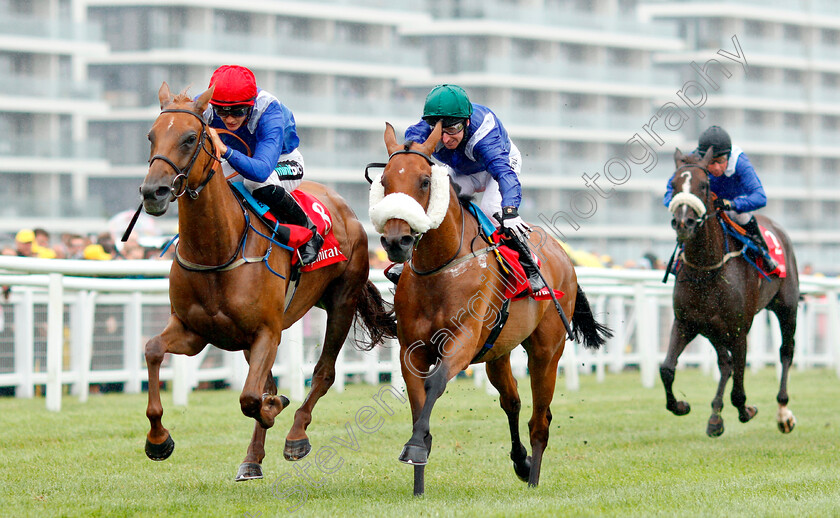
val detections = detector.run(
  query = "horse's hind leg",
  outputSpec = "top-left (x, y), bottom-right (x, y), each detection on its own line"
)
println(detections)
top-left (285, 282), bottom-right (359, 461)
top-left (485, 354), bottom-right (530, 482)
top-left (661, 320), bottom-right (697, 416)
top-left (144, 316), bottom-right (207, 461)
top-left (771, 301), bottom-right (797, 433)
top-left (707, 344), bottom-right (732, 437)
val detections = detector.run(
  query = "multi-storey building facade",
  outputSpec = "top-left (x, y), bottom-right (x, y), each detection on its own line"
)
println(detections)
top-left (2, 0), bottom-right (838, 270)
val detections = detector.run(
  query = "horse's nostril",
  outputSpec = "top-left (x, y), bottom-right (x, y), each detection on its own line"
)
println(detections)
top-left (156, 186), bottom-right (170, 198)
top-left (671, 219), bottom-right (677, 229)
top-left (399, 235), bottom-right (414, 248)
top-left (380, 236), bottom-right (388, 248)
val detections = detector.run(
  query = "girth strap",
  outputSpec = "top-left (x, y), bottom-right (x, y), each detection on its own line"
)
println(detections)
top-left (470, 299), bottom-right (511, 364)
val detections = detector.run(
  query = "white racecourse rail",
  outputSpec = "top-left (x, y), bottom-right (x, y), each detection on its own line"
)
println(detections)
top-left (0, 256), bottom-right (837, 411)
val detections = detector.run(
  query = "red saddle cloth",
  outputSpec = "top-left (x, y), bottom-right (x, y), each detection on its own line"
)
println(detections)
top-left (490, 231), bottom-right (564, 302)
top-left (759, 225), bottom-right (787, 278)
top-left (262, 190), bottom-right (346, 271)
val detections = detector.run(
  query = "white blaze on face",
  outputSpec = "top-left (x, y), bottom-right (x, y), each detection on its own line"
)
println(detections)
top-left (668, 168), bottom-right (707, 217)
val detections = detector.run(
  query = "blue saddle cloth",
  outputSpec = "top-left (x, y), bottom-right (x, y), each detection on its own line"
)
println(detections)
top-left (465, 202), bottom-right (498, 237)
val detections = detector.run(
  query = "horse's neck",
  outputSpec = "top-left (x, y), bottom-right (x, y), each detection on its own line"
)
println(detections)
top-left (176, 174), bottom-right (245, 263)
top-left (411, 190), bottom-right (467, 272)
top-left (683, 217), bottom-right (727, 267)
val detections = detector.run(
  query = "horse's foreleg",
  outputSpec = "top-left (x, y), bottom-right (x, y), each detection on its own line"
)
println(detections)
top-left (707, 344), bottom-right (732, 437)
top-left (485, 354), bottom-right (530, 482)
top-left (241, 330), bottom-right (289, 429)
top-left (661, 321), bottom-right (697, 416)
top-left (773, 304), bottom-right (797, 433)
top-left (237, 357), bottom-right (281, 481)
top-left (730, 336), bottom-right (757, 424)
top-left (285, 296), bottom-right (356, 461)
top-left (144, 317), bottom-right (207, 461)
top-left (400, 345), bottom-right (433, 497)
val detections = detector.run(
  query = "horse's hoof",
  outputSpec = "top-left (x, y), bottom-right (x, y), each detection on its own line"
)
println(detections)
top-left (235, 462), bottom-right (263, 481)
top-left (739, 405), bottom-right (758, 423)
top-left (145, 434), bottom-right (175, 461)
top-left (513, 455), bottom-right (532, 482)
top-left (667, 400), bottom-right (691, 416)
top-left (706, 415), bottom-right (724, 438)
top-left (777, 407), bottom-right (796, 433)
top-left (399, 443), bottom-right (428, 466)
top-left (284, 438), bottom-right (311, 461)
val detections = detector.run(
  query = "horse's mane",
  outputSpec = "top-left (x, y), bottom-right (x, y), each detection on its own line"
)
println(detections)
top-left (168, 88), bottom-right (195, 106)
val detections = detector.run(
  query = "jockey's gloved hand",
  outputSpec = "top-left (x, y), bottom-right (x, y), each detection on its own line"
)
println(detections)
top-left (714, 198), bottom-right (733, 211)
top-left (500, 206), bottom-right (531, 240)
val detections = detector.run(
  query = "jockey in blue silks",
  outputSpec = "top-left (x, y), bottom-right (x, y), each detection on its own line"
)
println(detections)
top-left (664, 125), bottom-right (778, 272)
top-left (393, 84), bottom-right (545, 293)
top-left (204, 64), bottom-right (322, 265)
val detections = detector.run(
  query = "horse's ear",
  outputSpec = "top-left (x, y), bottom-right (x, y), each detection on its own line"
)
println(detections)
top-left (384, 122), bottom-right (401, 155)
top-left (421, 120), bottom-right (442, 156)
top-left (674, 148), bottom-right (685, 166)
top-left (195, 86), bottom-right (214, 114)
top-left (158, 82), bottom-right (173, 109)
top-left (699, 146), bottom-right (714, 167)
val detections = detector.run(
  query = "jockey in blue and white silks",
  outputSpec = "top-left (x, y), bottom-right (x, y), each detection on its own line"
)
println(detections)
top-left (664, 125), bottom-right (777, 272)
top-left (405, 102), bottom-right (522, 228)
top-left (398, 84), bottom-right (545, 294)
top-left (204, 65), bottom-right (322, 264)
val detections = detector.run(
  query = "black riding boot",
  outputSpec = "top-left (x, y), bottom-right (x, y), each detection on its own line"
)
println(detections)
top-left (253, 185), bottom-right (324, 265)
top-left (504, 233), bottom-right (547, 294)
top-left (742, 217), bottom-right (778, 272)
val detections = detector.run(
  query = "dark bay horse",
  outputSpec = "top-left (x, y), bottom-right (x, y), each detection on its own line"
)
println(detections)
top-left (370, 122), bottom-right (611, 495)
top-left (140, 83), bottom-right (396, 480)
top-left (664, 148), bottom-right (799, 437)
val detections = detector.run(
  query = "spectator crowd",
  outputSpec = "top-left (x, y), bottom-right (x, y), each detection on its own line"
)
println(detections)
top-left (1, 227), bottom-right (174, 261)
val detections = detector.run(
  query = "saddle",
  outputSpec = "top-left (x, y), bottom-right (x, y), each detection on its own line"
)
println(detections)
top-left (465, 202), bottom-right (563, 301)
top-left (229, 182), bottom-right (346, 272)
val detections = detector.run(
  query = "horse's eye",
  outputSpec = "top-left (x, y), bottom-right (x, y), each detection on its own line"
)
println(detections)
top-left (420, 177), bottom-right (431, 190)
top-left (182, 134), bottom-right (197, 148)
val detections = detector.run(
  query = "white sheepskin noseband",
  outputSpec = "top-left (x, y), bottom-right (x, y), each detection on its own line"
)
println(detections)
top-left (668, 192), bottom-right (706, 218)
top-left (369, 164), bottom-right (451, 234)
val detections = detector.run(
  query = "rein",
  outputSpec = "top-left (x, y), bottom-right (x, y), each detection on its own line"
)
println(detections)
top-left (149, 108), bottom-right (220, 200)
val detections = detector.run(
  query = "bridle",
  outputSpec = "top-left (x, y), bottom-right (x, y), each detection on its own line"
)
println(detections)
top-left (367, 148), bottom-right (494, 276)
top-left (149, 108), bottom-right (219, 200)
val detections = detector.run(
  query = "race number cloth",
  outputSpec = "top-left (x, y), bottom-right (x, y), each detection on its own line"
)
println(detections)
top-left (760, 225), bottom-right (786, 278)
top-left (229, 182), bottom-right (346, 271)
top-left (290, 190), bottom-right (347, 272)
top-left (490, 230), bottom-right (563, 302)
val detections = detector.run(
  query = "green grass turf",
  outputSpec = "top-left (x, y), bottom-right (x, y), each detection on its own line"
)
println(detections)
top-left (1, 368), bottom-right (838, 517)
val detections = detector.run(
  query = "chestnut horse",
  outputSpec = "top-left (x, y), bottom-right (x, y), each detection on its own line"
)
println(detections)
top-left (664, 148), bottom-right (799, 437)
top-left (140, 83), bottom-right (396, 480)
top-left (370, 123), bottom-right (611, 495)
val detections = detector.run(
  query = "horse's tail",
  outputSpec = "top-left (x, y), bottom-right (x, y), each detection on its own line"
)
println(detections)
top-left (353, 280), bottom-right (398, 351)
top-left (571, 285), bottom-right (613, 350)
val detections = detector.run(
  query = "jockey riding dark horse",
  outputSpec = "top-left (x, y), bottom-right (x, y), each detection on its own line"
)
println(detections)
top-left (664, 125), bottom-right (778, 273)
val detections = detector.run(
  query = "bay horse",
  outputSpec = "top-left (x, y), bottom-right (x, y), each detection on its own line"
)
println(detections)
top-left (663, 148), bottom-right (799, 437)
top-left (140, 83), bottom-right (396, 480)
top-left (370, 122), bottom-right (611, 495)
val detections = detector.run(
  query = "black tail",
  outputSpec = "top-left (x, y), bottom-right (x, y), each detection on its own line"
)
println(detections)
top-left (571, 285), bottom-right (612, 350)
top-left (353, 280), bottom-right (398, 351)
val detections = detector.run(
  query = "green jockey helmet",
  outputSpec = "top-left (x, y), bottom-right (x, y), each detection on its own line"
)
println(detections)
top-left (422, 84), bottom-right (473, 127)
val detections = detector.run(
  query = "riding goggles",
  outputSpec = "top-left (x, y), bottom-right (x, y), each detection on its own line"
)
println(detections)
top-left (213, 105), bottom-right (251, 118)
top-left (441, 121), bottom-right (465, 135)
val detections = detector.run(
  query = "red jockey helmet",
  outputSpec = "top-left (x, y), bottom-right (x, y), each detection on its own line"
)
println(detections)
top-left (209, 65), bottom-right (257, 106)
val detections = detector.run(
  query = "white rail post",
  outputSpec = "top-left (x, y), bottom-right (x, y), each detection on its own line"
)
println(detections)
top-left (286, 320), bottom-right (305, 402)
top-left (124, 292), bottom-right (143, 394)
top-left (827, 290), bottom-right (840, 378)
top-left (563, 337), bottom-right (580, 391)
top-left (172, 354), bottom-right (189, 406)
top-left (635, 282), bottom-right (655, 389)
top-left (607, 296), bottom-right (625, 373)
top-left (46, 273), bottom-right (64, 412)
top-left (75, 290), bottom-right (96, 403)
top-left (389, 339), bottom-right (404, 393)
top-left (14, 289), bottom-right (34, 398)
